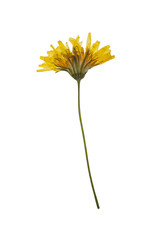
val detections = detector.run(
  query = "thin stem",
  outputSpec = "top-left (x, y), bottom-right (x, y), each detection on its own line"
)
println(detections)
top-left (77, 81), bottom-right (100, 209)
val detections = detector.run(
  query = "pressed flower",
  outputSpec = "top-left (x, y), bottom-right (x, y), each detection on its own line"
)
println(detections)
top-left (37, 33), bottom-right (115, 209)
top-left (37, 32), bottom-right (115, 81)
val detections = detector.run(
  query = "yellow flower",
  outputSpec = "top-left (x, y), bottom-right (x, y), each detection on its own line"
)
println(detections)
top-left (37, 33), bottom-right (115, 209)
top-left (37, 33), bottom-right (115, 80)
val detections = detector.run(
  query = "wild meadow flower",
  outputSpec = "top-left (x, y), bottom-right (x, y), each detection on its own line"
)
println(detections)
top-left (37, 33), bottom-right (115, 209)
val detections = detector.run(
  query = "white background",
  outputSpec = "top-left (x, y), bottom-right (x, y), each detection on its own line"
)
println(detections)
top-left (0, 0), bottom-right (156, 239)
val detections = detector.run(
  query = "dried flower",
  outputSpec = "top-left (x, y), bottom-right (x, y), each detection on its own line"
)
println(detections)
top-left (37, 33), bottom-right (114, 81)
top-left (37, 33), bottom-right (115, 209)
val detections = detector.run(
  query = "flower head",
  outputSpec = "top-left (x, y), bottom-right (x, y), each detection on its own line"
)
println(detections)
top-left (37, 33), bottom-right (115, 81)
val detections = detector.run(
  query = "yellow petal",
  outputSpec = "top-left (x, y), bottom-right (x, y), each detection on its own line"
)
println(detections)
top-left (47, 50), bottom-right (54, 56)
top-left (96, 45), bottom-right (110, 55)
top-left (69, 37), bottom-right (76, 46)
top-left (69, 37), bottom-right (84, 53)
top-left (86, 32), bottom-right (91, 51)
top-left (58, 41), bottom-right (67, 52)
top-left (66, 42), bottom-right (71, 52)
top-left (76, 35), bottom-right (80, 42)
top-left (91, 41), bottom-right (100, 53)
top-left (40, 56), bottom-right (46, 61)
top-left (50, 44), bottom-right (55, 51)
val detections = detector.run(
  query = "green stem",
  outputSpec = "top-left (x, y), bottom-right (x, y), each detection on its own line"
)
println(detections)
top-left (77, 81), bottom-right (100, 209)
